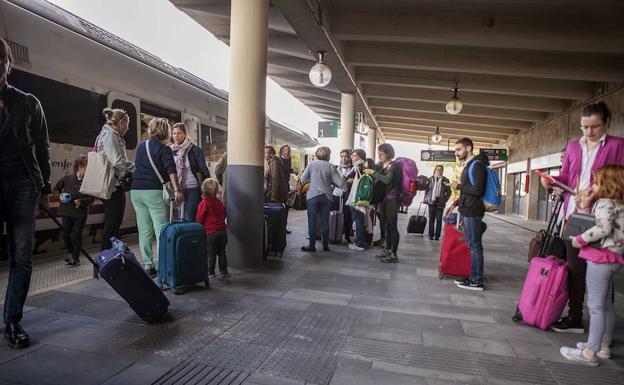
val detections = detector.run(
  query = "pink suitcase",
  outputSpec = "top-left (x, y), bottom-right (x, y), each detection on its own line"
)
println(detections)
top-left (517, 256), bottom-right (568, 330)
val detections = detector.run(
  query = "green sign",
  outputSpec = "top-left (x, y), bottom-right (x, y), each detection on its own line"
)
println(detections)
top-left (480, 148), bottom-right (508, 161)
top-left (318, 120), bottom-right (339, 138)
top-left (421, 150), bottom-right (456, 162)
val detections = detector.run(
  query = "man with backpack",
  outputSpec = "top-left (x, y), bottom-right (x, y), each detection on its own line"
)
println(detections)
top-left (451, 138), bottom-right (490, 291)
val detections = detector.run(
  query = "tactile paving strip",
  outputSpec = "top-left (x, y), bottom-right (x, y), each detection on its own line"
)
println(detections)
top-left (192, 339), bottom-right (274, 372)
top-left (257, 348), bottom-right (339, 385)
top-left (192, 302), bottom-right (257, 320)
top-left (543, 361), bottom-right (624, 385)
top-left (342, 336), bottom-right (411, 366)
top-left (279, 313), bottom-right (353, 354)
top-left (152, 361), bottom-right (249, 385)
top-left (295, 312), bottom-right (354, 335)
top-left (221, 307), bottom-right (305, 347)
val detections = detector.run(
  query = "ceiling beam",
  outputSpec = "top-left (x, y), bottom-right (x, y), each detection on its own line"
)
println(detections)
top-left (285, 87), bottom-right (341, 102)
top-left (383, 132), bottom-right (496, 148)
top-left (377, 120), bottom-right (518, 136)
top-left (367, 98), bottom-right (546, 123)
top-left (373, 108), bottom-right (529, 130)
top-left (331, 10), bottom-right (624, 54)
top-left (355, 68), bottom-right (593, 100)
top-left (364, 84), bottom-right (567, 113)
top-left (345, 42), bottom-right (624, 82)
top-left (269, 72), bottom-right (341, 93)
top-left (382, 126), bottom-right (508, 142)
top-left (268, 55), bottom-right (315, 75)
top-left (295, 96), bottom-right (341, 110)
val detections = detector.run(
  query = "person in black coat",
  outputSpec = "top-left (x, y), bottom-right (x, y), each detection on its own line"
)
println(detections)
top-left (425, 165), bottom-right (451, 240)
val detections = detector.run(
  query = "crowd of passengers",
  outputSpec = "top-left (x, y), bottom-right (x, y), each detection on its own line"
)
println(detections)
top-left (0, 36), bottom-right (623, 369)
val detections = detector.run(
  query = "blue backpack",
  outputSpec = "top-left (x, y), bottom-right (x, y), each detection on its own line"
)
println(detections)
top-left (468, 160), bottom-right (501, 212)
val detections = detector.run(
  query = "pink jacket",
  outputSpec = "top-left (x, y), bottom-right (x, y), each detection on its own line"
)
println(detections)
top-left (554, 135), bottom-right (624, 216)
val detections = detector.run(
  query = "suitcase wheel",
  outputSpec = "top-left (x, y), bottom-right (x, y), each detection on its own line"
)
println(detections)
top-left (438, 273), bottom-right (445, 279)
top-left (204, 280), bottom-right (210, 288)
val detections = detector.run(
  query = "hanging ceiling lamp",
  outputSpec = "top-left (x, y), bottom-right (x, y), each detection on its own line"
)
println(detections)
top-left (357, 112), bottom-right (369, 134)
top-left (431, 126), bottom-right (443, 143)
top-left (308, 51), bottom-right (332, 88)
top-left (445, 80), bottom-right (463, 115)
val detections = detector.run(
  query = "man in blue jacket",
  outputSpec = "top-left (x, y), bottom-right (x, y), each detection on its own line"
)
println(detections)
top-left (450, 138), bottom-right (488, 291)
top-left (0, 38), bottom-right (50, 349)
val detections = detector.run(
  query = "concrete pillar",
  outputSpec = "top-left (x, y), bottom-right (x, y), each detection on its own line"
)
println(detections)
top-left (226, 0), bottom-right (268, 268)
top-left (340, 93), bottom-right (355, 150)
top-left (366, 128), bottom-right (377, 161)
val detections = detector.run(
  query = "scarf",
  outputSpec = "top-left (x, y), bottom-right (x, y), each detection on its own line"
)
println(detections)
top-left (432, 176), bottom-right (443, 200)
top-left (171, 137), bottom-right (195, 188)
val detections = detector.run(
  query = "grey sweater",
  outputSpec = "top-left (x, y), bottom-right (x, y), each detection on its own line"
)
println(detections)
top-left (300, 160), bottom-right (346, 201)
top-left (95, 124), bottom-right (135, 184)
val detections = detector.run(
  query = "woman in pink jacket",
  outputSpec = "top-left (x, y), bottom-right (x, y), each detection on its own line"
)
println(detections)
top-left (541, 102), bottom-right (624, 333)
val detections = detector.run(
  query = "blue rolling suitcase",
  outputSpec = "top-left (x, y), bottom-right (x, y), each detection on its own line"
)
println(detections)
top-left (41, 205), bottom-right (169, 323)
top-left (157, 203), bottom-right (209, 294)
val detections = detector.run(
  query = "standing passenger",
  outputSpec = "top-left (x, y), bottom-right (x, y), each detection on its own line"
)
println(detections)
top-left (130, 118), bottom-right (183, 276)
top-left (171, 123), bottom-right (210, 221)
top-left (425, 165), bottom-right (451, 240)
top-left (196, 178), bottom-right (230, 278)
top-left (96, 108), bottom-right (135, 251)
top-left (348, 149), bottom-right (368, 251)
top-left (279, 144), bottom-right (294, 234)
top-left (333, 149), bottom-right (354, 243)
top-left (264, 146), bottom-right (289, 204)
top-left (0, 37), bottom-right (50, 349)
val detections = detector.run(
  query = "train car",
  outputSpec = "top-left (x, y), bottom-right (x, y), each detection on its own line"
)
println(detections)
top-left (0, 0), bottom-right (317, 256)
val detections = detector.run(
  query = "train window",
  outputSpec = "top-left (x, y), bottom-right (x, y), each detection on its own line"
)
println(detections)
top-left (199, 124), bottom-right (227, 162)
top-left (111, 100), bottom-right (138, 149)
top-left (8, 69), bottom-right (107, 147)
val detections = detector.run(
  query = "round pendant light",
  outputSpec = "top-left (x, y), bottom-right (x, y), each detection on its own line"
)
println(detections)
top-left (309, 51), bottom-right (332, 88)
top-left (431, 126), bottom-right (443, 143)
top-left (445, 80), bottom-right (463, 115)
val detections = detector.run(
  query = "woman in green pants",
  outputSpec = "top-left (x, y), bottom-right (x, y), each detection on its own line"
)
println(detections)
top-left (130, 118), bottom-right (184, 276)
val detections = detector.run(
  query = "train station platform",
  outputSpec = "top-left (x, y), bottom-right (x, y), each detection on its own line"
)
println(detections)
top-left (0, 209), bottom-right (623, 385)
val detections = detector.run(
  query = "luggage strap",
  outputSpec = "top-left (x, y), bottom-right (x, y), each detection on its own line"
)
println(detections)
top-left (539, 194), bottom-right (565, 257)
top-left (39, 204), bottom-right (100, 279)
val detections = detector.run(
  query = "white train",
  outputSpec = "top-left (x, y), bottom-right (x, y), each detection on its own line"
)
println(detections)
top-left (0, 0), bottom-right (317, 255)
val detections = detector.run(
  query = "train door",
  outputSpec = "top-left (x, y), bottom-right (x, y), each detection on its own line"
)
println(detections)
top-left (107, 92), bottom-right (140, 228)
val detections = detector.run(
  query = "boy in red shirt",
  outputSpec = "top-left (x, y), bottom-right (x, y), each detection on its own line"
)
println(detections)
top-left (196, 178), bottom-right (230, 278)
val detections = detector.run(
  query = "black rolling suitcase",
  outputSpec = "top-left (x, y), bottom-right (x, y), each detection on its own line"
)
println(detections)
top-left (407, 203), bottom-right (427, 234)
top-left (264, 203), bottom-right (288, 258)
top-left (41, 205), bottom-right (169, 323)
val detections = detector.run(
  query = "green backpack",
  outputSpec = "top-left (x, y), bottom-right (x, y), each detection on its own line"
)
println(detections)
top-left (354, 174), bottom-right (373, 206)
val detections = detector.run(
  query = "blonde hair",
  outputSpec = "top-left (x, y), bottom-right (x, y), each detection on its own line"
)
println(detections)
top-left (593, 165), bottom-right (624, 204)
top-left (315, 146), bottom-right (331, 161)
top-left (103, 108), bottom-right (128, 127)
top-left (201, 178), bottom-right (221, 198)
top-left (148, 118), bottom-right (171, 141)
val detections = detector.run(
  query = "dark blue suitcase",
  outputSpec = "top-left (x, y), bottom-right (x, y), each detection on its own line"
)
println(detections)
top-left (40, 204), bottom-right (169, 323)
top-left (96, 249), bottom-right (170, 323)
top-left (264, 203), bottom-right (287, 258)
top-left (157, 205), bottom-right (209, 294)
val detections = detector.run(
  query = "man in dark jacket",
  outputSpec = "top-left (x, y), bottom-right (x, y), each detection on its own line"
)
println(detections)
top-left (450, 138), bottom-right (488, 291)
top-left (0, 38), bottom-right (51, 349)
top-left (425, 165), bottom-right (451, 240)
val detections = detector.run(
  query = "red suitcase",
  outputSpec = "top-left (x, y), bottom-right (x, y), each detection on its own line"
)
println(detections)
top-left (439, 223), bottom-right (471, 279)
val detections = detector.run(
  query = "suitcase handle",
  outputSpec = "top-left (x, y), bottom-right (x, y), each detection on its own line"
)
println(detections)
top-left (169, 201), bottom-right (187, 223)
top-left (39, 204), bottom-right (100, 279)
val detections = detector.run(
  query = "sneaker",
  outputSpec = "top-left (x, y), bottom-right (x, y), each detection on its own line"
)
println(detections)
top-left (323, 245), bottom-right (330, 251)
top-left (560, 346), bottom-right (599, 367)
top-left (380, 253), bottom-right (399, 263)
top-left (551, 317), bottom-right (585, 333)
top-left (209, 274), bottom-right (216, 278)
top-left (301, 246), bottom-right (316, 252)
top-left (457, 280), bottom-right (484, 291)
top-left (576, 342), bottom-right (610, 359)
top-left (66, 259), bottom-right (80, 268)
top-left (454, 278), bottom-right (469, 285)
top-left (375, 249), bottom-right (390, 260)
top-left (219, 272), bottom-right (231, 278)
top-left (348, 244), bottom-right (365, 251)
top-left (286, 229), bottom-right (292, 234)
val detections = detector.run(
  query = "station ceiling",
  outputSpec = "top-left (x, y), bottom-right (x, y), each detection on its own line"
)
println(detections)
top-left (172, 0), bottom-right (624, 148)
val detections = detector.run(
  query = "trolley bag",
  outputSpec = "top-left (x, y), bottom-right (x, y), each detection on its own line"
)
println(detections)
top-left (407, 203), bottom-right (427, 234)
top-left (329, 196), bottom-right (344, 244)
top-left (517, 256), bottom-right (568, 330)
top-left (528, 195), bottom-right (566, 262)
top-left (438, 217), bottom-right (471, 279)
top-left (158, 203), bottom-right (209, 294)
top-left (264, 203), bottom-right (288, 257)
top-left (40, 205), bottom-right (169, 323)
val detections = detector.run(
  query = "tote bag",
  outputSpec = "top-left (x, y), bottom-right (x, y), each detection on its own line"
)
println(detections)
top-left (80, 138), bottom-right (115, 199)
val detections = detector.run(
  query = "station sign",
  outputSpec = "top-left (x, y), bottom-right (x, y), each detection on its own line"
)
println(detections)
top-left (318, 120), bottom-right (339, 138)
top-left (420, 150), bottom-right (456, 162)
top-left (480, 148), bottom-right (508, 161)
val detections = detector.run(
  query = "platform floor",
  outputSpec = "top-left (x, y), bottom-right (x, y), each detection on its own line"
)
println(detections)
top-left (0, 209), bottom-right (623, 385)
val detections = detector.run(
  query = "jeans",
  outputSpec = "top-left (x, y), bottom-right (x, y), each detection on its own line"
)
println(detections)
top-left (0, 177), bottom-right (40, 324)
top-left (61, 216), bottom-right (87, 261)
top-left (183, 187), bottom-right (201, 222)
top-left (585, 262), bottom-right (620, 352)
top-left (564, 240), bottom-right (587, 320)
top-left (463, 216), bottom-right (486, 284)
top-left (207, 229), bottom-right (228, 275)
top-left (130, 190), bottom-right (169, 269)
top-left (383, 199), bottom-right (400, 254)
top-left (351, 207), bottom-right (366, 248)
top-left (307, 194), bottom-right (331, 248)
top-left (101, 188), bottom-right (126, 251)
top-left (427, 204), bottom-right (444, 239)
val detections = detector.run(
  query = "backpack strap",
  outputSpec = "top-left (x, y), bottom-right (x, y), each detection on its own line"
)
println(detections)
top-left (467, 159), bottom-right (482, 187)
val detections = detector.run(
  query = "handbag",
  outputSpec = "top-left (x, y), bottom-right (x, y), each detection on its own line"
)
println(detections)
top-left (79, 137), bottom-right (116, 199)
top-left (145, 139), bottom-right (174, 201)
